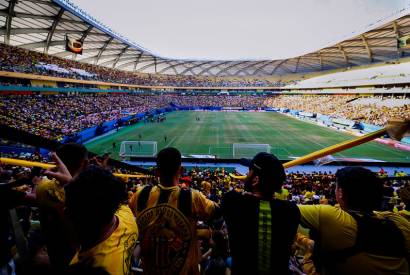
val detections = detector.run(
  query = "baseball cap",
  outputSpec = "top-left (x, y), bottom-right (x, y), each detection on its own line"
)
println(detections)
top-left (240, 152), bottom-right (286, 183)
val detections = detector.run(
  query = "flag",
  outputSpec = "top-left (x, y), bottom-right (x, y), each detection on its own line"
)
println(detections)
top-left (65, 35), bottom-right (83, 54)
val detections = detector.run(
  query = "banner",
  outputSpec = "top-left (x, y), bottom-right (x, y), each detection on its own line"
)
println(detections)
top-left (332, 118), bottom-right (355, 127)
top-left (65, 35), bottom-right (83, 54)
top-left (299, 111), bottom-right (315, 118)
top-left (222, 107), bottom-right (243, 110)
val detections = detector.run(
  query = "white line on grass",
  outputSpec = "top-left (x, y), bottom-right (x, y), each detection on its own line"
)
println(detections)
top-left (165, 136), bottom-right (177, 148)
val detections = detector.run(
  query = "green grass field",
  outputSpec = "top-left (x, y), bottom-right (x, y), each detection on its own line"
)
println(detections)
top-left (85, 111), bottom-right (410, 162)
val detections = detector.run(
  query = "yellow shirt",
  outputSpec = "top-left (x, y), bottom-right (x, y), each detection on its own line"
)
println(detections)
top-left (36, 177), bottom-right (65, 207)
top-left (298, 204), bottom-right (410, 275)
top-left (274, 188), bottom-right (289, 201)
top-left (129, 184), bottom-right (218, 275)
top-left (304, 191), bottom-right (315, 200)
top-left (70, 205), bottom-right (138, 275)
top-left (130, 184), bottom-right (217, 221)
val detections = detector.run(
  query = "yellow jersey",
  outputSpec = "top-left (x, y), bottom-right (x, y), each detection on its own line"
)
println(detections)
top-left (36, 177), bottom-right (65, 207)
top-left (304, 191), bottom-right (315, 200)
top-left (129, 184), bottom-right (218, 275)
top-left (70, 205), bottom-right (138, 275)
top-left (274, 188), bottom-right (289, 201)
top-left (298, 204), bottom-right (410, 275)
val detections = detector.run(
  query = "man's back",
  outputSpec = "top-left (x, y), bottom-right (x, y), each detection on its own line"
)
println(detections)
top-left (222, 190), bottom-right (300, 275)
top-left (130, 184), bottom-right (217, 220)
top-left (299, 204), bottom-right (410, 275)
top-left (129, 184), bottom-right (218, 275)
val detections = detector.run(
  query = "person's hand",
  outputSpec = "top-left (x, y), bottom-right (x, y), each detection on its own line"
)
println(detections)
top-left (44, 153), bottom-right (72, 184)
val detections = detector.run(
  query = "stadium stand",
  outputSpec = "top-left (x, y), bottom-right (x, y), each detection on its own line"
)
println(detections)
top-left (1, 93), bottom-right (408, 142)
top-left (1, 0), bottom-right (410, 274)
top-left (265, 94), bottom-right (410, 126)
top-left (0, 43), bottom-right (285, 88)
top-left (350, 96), bottom-right (410, 108)
top-left (287, 62), bottom-right (410, 89)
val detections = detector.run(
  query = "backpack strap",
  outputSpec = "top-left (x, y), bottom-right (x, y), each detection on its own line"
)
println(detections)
top-left (158, 188), bottom-right (173, 204)
top-left (178, 188), bottom-right (192, 217)
top-left (138, 185), bottom-right (192, 217)
top-left (137, 185), bottom-right (153, 212)
top-left (317, 211), bottom-right (407, 267)
top-left (349, 211), bottom-right (406, 258)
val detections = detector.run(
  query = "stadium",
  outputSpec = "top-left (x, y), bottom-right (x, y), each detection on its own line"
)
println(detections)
top-left (0, 0), bottom-right (409, 274)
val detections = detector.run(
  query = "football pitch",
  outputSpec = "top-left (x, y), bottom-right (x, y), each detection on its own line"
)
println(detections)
top-left (85, 111), bottom-right (410, 162)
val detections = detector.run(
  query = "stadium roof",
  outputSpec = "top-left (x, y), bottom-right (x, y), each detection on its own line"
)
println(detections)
top-left (1, 0), bottom-right (410, 76)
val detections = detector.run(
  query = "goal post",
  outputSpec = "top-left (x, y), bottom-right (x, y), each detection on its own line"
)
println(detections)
top-left (232, 143), bottom-right (271, 158)
top-left (120, 141), bottom-right (158, 157)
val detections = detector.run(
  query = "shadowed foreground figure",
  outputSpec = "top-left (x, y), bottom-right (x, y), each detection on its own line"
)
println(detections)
top-left (64, 165), bottom-right (138, 275)
top-left (298, 167), bottom-right (410, 275)
top-left (222, 152), bottom-right (301, 275)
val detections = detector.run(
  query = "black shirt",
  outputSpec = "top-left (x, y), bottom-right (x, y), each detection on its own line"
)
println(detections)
top-left (222, 191), bottom-right (300, 275)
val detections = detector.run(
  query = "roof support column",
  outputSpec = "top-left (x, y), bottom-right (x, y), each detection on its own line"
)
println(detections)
top-left (180, 61), bottom-right (214, 75)
top-left (393, 21), bottom-right (404, 58)
top-left (361, 34), bottom-right (373, 62)
top-left (338, 44), bottom-right (349, 66)
top-left (271, 59), bottom-right (288, 74)
top-left (235, 60), bottom-right (269, 76)
top-left (133, 52), bottom-right (143, 72)
top-left (317, 52), bottom-right (323, 70)
top-left (294, 57), bottom-right (301, 73)
top-left (95, 37), bottom-right (113, 65)
top-left (4, 0), bottom-right (17, 44)
top-left (112, 46), bottom-right (130, 68)
top-left (44, 8), bottom-right (64, 54)
top-left (158, 61), bottom-right (194, 74)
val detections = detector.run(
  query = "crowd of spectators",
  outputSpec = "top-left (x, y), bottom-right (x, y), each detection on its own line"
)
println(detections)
top-left (1, 93), bottom-right (408, 141)
top-left (0, 43), bottom-right (284, 88)
top-left (1, 145), bottom-right (409, 274)
top-left (0, 94), bottom-right (171, 141)
top-left (264, 95), bottom-right (410, 126)
top-left (170, 95), bottom-right (266, 108)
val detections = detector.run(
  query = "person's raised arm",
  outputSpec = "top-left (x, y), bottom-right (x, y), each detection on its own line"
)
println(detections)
top-left (44, 152), bottom-right (72, 184)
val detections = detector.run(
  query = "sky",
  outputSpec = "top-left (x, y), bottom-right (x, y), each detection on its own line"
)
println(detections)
top-left (70, 0), bottom-right (410, 60)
